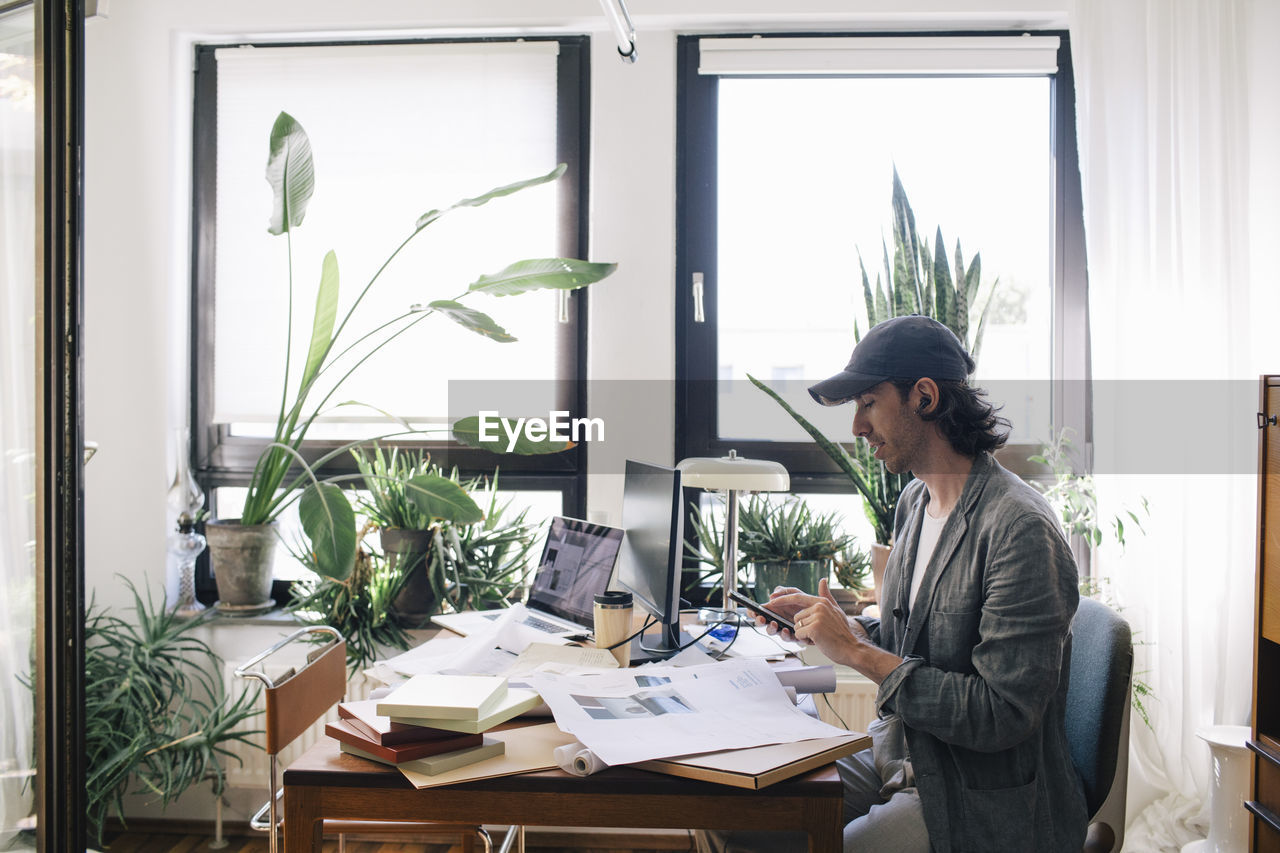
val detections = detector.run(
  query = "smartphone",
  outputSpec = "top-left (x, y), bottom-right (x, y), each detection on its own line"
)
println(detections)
top-left (728, 589), bottom-right (796, 632)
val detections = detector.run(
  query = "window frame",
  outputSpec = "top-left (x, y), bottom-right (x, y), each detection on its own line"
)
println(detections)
top-left (189, 35), bottom-right (592, 598)
top-left (674, 31), bottom-right (1089, 484)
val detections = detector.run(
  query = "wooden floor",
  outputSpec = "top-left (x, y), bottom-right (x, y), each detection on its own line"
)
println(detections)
top-left (103, 828), bottom-right (699, 853)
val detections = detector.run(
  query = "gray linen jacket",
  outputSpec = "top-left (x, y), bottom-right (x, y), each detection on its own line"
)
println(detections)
top-left (859, 452), bottom-right (1087, 852)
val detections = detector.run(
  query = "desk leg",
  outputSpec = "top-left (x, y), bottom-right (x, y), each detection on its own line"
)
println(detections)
top-left (806, 796), bottom-right (843, 853)
top-left (283, 784), bottom-right (323, 853)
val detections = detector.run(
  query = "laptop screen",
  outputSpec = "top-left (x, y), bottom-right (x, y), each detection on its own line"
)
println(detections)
top-left (525, 517), bottom-right (624, 628)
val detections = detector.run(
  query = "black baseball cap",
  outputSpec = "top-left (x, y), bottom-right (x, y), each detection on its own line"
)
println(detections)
top-left (808, 315), bottom-right (974, 406)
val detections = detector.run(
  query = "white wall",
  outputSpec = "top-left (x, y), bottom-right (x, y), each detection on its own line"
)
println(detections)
top-left (81, 0), bottom-right (1066, 602)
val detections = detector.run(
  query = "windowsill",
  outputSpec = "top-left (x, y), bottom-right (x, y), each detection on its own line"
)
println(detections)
top-left (180, 604), bottom-right (298, 627)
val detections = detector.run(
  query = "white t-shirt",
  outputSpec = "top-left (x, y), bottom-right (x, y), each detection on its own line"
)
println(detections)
top-left (909, 507), bottom-right (950, 611)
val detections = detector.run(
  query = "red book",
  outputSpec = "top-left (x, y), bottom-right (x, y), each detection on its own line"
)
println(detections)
top-left (325, 719), bottom-right (483, 764)
top-left (337, 699), bottom-right (461, 746)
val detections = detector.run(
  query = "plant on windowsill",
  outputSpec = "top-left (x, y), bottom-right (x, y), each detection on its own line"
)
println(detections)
top-left (288, 465), bottom-right (542, 670)
top-left (685, 494), bottom-right (855, 605)
top-left (204, 111), bottom-right (615, 608)
top-left (739, 495), bottom-right (856, 603)
top-left (286, 522), bottom-right (414, 673)
top-left (830, 543), bottom-right (875, 615)
top-left (749, 167), bottom-right (1000, 595)
top-left (85, 578), bottom-right (259, 847)
top-left (351, 446), bottom-right (465, 628)
top-left (432, 473), bottom-right (541, 614)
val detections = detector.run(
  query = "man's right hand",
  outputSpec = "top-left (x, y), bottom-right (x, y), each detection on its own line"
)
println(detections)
top-left (763, 579), bottom-right (903, 684)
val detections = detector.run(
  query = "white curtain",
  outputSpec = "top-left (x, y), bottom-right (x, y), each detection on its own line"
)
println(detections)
top-left (1070, 1), bottom-right (1280, 849)
top-left (0, 4), bottom-right (37, 845)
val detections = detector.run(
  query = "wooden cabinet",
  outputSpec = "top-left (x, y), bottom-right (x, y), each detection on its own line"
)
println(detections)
top-left (1250, 376), bottom-right (1280, 851)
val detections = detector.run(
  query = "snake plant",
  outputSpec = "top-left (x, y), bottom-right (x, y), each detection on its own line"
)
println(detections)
top-left (752, 169), bottom-right (999, 544)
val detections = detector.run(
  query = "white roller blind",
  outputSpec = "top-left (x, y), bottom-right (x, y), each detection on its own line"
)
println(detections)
top-left (699, 36), bottom-right (1060, 76)
top-left (213, 41), bottom-right (561, 430)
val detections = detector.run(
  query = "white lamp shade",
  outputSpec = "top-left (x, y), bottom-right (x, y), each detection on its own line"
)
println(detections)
top-left (676, 455), bottom-right (790, 492)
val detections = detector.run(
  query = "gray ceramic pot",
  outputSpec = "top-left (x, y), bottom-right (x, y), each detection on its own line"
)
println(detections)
top-left (382, 527), bottom-right (439, 628)
top-left (751, 559), bottom-right (829, 603)
top-left (205, 519), bottom-right (277, 610)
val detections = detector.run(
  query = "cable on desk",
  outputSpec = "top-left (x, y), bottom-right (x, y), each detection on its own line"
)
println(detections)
top-left (601, 613), bottom-right (658, 651)
top-left (675, 607), bottom-right (739, 656)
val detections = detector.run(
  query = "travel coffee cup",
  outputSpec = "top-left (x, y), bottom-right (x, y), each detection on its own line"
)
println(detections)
top-left (594, 590), bottom-right (633, 667)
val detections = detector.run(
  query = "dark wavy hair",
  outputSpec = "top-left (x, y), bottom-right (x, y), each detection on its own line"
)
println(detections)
top-left (888, 378), bottom-right (1011, 456)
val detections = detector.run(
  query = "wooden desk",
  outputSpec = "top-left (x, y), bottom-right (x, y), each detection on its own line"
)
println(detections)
top-left (283, 736), bottom-right (853, 852)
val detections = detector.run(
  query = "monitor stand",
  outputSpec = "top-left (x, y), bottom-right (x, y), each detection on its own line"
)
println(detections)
top-left (628, 627), bottom-right (696, 664)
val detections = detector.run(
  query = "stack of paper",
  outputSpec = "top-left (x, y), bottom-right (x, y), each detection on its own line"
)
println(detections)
top-left (377, 674), bottom-right (542, 735)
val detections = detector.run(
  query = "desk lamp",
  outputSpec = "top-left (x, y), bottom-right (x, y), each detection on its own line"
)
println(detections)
top-left (676, 450), bottom-right (790, 614)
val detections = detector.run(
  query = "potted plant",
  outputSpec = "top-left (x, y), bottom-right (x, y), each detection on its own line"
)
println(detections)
top-left (749, 168), bottom-right (1000, 596)
top-left (85, 579), bottom-right (259, 846)
top-left (286, 523), bottom-right (416, 673)
top-left (830, 543), bottom-right (874, 615)
top-left (1029, 429), bottom-right (1153, 727)
top-left (685, 495), bottom-right (855, 604)
top-left (737, 496), bottom-right (855, 603)
top-left (205, 111), bottom-right (615, 606)
top-left (433, 473), bottom-right (541, 613)
top-left (352, 446), bottom-right (468, 628)
top-left (684, 497), bottom-right (731, 605)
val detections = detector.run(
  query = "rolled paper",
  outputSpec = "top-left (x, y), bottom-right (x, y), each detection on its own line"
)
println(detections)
top-left (554, 739), bottom-right (609, 776)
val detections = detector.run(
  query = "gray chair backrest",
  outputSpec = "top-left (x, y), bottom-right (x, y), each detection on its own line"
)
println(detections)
top-left (1064, 597), bottom-right (1133, 815)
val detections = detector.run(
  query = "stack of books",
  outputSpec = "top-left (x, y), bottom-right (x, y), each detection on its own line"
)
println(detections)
top-left (327, 674), bottom-right (540, 776)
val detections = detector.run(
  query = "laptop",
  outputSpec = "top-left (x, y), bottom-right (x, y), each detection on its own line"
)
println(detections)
top-left (431, 516), bottom-right (624, 638)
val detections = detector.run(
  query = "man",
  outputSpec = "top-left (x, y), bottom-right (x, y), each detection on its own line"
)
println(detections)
top-left (708, 315), bottom-right (1087, 852)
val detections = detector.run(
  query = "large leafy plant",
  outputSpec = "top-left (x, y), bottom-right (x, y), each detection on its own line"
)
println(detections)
top-left (231, 111), bottom-right (615, 582)
top-left (85, 580), bottom-right (259, 846)
top-left (353, 446), bottom-right (447, 532)
top-left (751, 169), bottom-right (999, 544)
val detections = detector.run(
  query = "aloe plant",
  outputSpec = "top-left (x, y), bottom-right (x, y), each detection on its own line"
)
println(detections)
top-left (684, 493), bottom-right (855, 597)
top-left (433, 473), bottom-right (541, 613)
top-left (751, 169), bottom-right (998, 544)
top-left (227, 111), bottom-right (615, 582)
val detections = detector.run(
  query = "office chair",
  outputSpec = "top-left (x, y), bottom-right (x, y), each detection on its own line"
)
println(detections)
top-left (236, 626), bottom-right (492, 853)
top-left (1064, 597), bottom-right (1133, 853)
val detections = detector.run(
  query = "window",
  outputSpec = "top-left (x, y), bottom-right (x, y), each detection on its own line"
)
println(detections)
top-left (191, 37), bottom-right (590, 592)
top-left (676, 33), bottom-right (1088, 514)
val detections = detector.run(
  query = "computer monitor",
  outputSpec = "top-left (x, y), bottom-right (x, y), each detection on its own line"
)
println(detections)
top-left (616, 459), bottom-right (687, 661)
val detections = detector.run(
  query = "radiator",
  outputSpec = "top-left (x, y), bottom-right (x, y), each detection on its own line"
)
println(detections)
top-left (815, 669), bottom-right (878, 734)
top-left (220, 660), bottom-right (342, 789)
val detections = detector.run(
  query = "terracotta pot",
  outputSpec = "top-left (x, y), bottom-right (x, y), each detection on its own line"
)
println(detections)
top-left (381, 528), bottom-right (439, 628)
top-left (829, 586), bottom-right (870, 616)
top-left (205, 520), bottom-right (277, 610)
top-left (751, 560), bottom-right (829, 603)
top-left (870, 542), bottom-right (892, 603)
